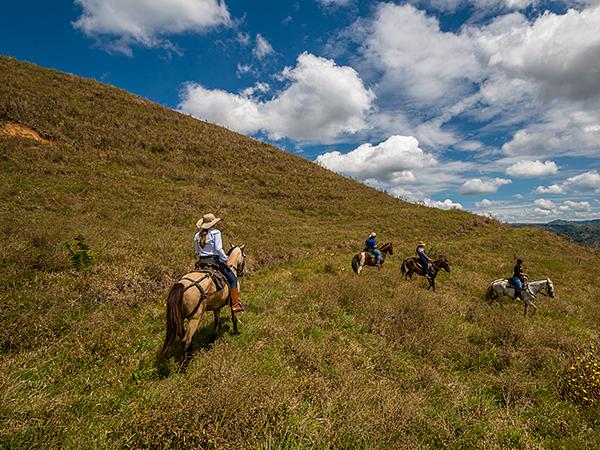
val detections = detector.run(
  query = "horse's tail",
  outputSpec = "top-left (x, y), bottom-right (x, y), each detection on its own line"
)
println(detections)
top-left (160, 282), bottom-right (185, 357)
top-left (351, 254), bottom-right (360, 274)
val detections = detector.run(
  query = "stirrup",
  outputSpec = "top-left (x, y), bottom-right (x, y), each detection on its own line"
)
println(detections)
top-left (231, 302), bottom-right (244, 313)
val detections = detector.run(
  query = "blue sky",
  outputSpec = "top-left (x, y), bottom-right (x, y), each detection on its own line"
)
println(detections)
top-left (2, 0), bottom-right (600, 222)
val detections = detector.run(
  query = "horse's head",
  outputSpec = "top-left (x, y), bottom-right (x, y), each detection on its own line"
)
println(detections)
top-left (227, 244), bottom-right (246, 277)
top-left (381, 242), bottom-right (393, 255)
top-left (434, 258), bottom-right (450, 273)
top-left (546, 277), bottom-right (555, 298)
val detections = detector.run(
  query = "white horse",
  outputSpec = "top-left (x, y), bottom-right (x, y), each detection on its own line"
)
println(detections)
top-left (486, 278), bottom-right (555, 316)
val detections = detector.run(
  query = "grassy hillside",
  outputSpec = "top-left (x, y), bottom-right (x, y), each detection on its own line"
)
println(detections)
top-left (1, 56), bottom-right (599, 448)
top-left (514, 219), bottom-right (600, 249)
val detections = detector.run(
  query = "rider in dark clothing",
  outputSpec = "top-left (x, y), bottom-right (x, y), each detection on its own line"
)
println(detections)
top-left (512, 257), bottom-right (528, 300)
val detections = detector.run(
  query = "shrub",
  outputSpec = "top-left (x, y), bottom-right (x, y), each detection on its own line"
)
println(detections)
top-left (564, 346), bottom-right (600, 406)
top-left (65, 234), bottom-right (94, 270)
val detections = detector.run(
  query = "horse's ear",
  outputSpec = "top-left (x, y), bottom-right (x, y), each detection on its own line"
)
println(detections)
top-left (240, 244), bottom-right (246, 251)
top-left (230, 243), bottom-right (235, 249)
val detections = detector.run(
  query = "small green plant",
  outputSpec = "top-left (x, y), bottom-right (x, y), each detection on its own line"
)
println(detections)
top-left (65, 234), bottom-right (94, 270)
top-left (564, 346), bottom-right (600, 406)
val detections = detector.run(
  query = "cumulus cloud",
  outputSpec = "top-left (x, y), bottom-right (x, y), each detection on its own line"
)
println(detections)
top-left (316, 135), bottom-right (436, 180)
top-left (459, 177), bottom-right (512, 195)
top-left (357, 3), bottom-right (481, 104)
top-left (501, 106), bottom-right (600, 157)
top-left (73, 0), bottom-right (231, 54)
top-left (535, 170), bottom-right (600, 195)
top-left (559, 200), bottom-right (591, 211)
top-left (179, 52), bottom-right (374, 141)
top-left (422, 197), bottom-right (463, 210)
top-left (475, 198), bottom-right (505, 207)
top-left (475, 6), bottom-right (600, 102)
top-left (534, 198), bottom-right (556, 210)
top-left (563, 169), bottom-right (600, 192)
top-left (535, 184), bottom-right (564, 194)
top-left (506, 160), bottom-right (558, 178)
top-left (253, 34), bottom-right (274, 59)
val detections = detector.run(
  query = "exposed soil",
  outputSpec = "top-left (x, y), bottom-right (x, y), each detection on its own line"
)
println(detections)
top-left (0, 121), bottom-right (50, 144)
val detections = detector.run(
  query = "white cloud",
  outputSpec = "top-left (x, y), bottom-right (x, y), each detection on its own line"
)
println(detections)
top-left (506, 160), bottom-right (558, 178)
top-left (501, 106), bottom-right (600, 157)
top-left (316, 135), bottom-right (436, 180)
top-left (236, 63), bottom-right (252, 77)
top-left (73, 0), bottom-right (231, 54)
top-left (179, 84), bottom-right (263, 134)
top-left (535, 184), bottom-right (564, 194)
top-left (236, 32), bottom-right (250, 46)
top-left (253, 34), bottom-right (274, 59)
top-left (533, 207), bottom-right (556, 217)
top-left (559, 200), bottom-right (591, 211)
top-left (357, 3), bottom-right (481, 104)
top-left (459, 177), bottom-right (512, 195)
top-left (475, 198), bottom-right (505, 207)
top-left (534, 198), bottom-right (556, 210)
top-left (535, 169), bottom-right (600, 195)
top-left (475, 6), bottom-right (600, 102)
top-left (422, 198), bottom-right (463, 210)
top-left (179, 52), bottom-right (375, 141)
top-left (563, 170), bottom-right (600, 192)
top-left (535, 184), bottom-right (565, 194)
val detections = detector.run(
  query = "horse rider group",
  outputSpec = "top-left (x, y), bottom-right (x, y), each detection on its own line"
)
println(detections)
top-left (364, 231), bottom-right (528, 298)
top-left (194, 213), bottom-right (530, 314)
top-left (365, 232), bottom-right (434, 280)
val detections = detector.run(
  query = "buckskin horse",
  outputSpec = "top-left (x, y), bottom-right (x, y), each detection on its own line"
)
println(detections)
top-left (486, 277), bottom-right (555, 316)
top-left (401, 257), bottom-right (451, 291)
top-left (352, 242), bottom-right (393, 275)
top-left (160, 244), bottom-right (246, 369)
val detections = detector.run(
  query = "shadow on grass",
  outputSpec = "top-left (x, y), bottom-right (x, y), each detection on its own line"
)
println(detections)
top-left (154, 316), bottom-right (235, 376)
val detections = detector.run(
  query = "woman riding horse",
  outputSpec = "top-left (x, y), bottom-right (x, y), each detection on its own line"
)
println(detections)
top-left (195, 213), bottom-right (243, 313)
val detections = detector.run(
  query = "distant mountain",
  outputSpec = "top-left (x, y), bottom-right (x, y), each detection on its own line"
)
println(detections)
top-left (513, 219), bottom-right (600, 248)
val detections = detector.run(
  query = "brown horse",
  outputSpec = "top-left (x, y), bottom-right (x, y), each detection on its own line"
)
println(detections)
top-left (160, 245), bottom-right (246, 370)
top-left (401, 257), bottom-right (451, 291)
top-left (351, 242), bottom-right (393, 274)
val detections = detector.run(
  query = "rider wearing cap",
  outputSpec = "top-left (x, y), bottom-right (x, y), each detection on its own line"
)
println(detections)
top-left (512, 257), bottom-right (528, 300)
top-left (194, 213), bottom-right (243, 313)
top-left (416, 241), bottom-right (433, 280)
top-left (364, 232), bottom-right (382, 265)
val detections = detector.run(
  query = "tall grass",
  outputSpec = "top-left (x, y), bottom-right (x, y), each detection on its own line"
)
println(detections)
top-left (1, 56), bottom-right (599, 448)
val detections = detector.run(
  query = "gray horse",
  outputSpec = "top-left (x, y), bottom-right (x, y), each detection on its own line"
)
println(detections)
top-left (486, 277), bottom-right (555, 316)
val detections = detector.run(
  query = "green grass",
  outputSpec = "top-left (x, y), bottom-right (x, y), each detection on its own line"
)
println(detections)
top-left (1, 56), bottom-right (599, 448)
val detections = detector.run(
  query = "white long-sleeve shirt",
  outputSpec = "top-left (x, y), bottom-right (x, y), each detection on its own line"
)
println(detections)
top-left (194, 228), bottom-right (228, 263)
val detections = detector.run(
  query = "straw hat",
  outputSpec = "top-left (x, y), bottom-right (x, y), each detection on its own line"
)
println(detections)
top-left (196, 213), bottom-right (221, 230)
top-left (369, 232), bottom-right (377, 237)
top-left (417, 241), bottom-right (425, 246)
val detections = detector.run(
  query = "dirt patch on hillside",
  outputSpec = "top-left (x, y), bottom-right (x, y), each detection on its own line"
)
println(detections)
top-left (0, 122), bottom-right (50, 144)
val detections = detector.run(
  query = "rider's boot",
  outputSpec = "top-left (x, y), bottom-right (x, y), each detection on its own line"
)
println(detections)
top-left (230, 287), bottom-right (244, 313)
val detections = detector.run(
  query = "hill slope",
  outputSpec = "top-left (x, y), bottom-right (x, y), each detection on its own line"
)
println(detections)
top-left (514, 219), bottom-right (600, 248)
top-left (1, 57), bottom-right (599, 448)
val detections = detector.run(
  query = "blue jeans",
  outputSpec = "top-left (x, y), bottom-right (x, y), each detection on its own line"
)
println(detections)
top-left (419, 255), bottom-right (429, 274)
top-left (512, 277), bottom-right (523, 297)
top-left (372, 249), bottom-right (382, 264)
top-left (218, 261), bottom-right (238, 289)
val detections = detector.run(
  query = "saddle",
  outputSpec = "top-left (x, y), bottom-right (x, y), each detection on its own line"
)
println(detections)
top-left (192, 258), bottom-right (227, 292)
